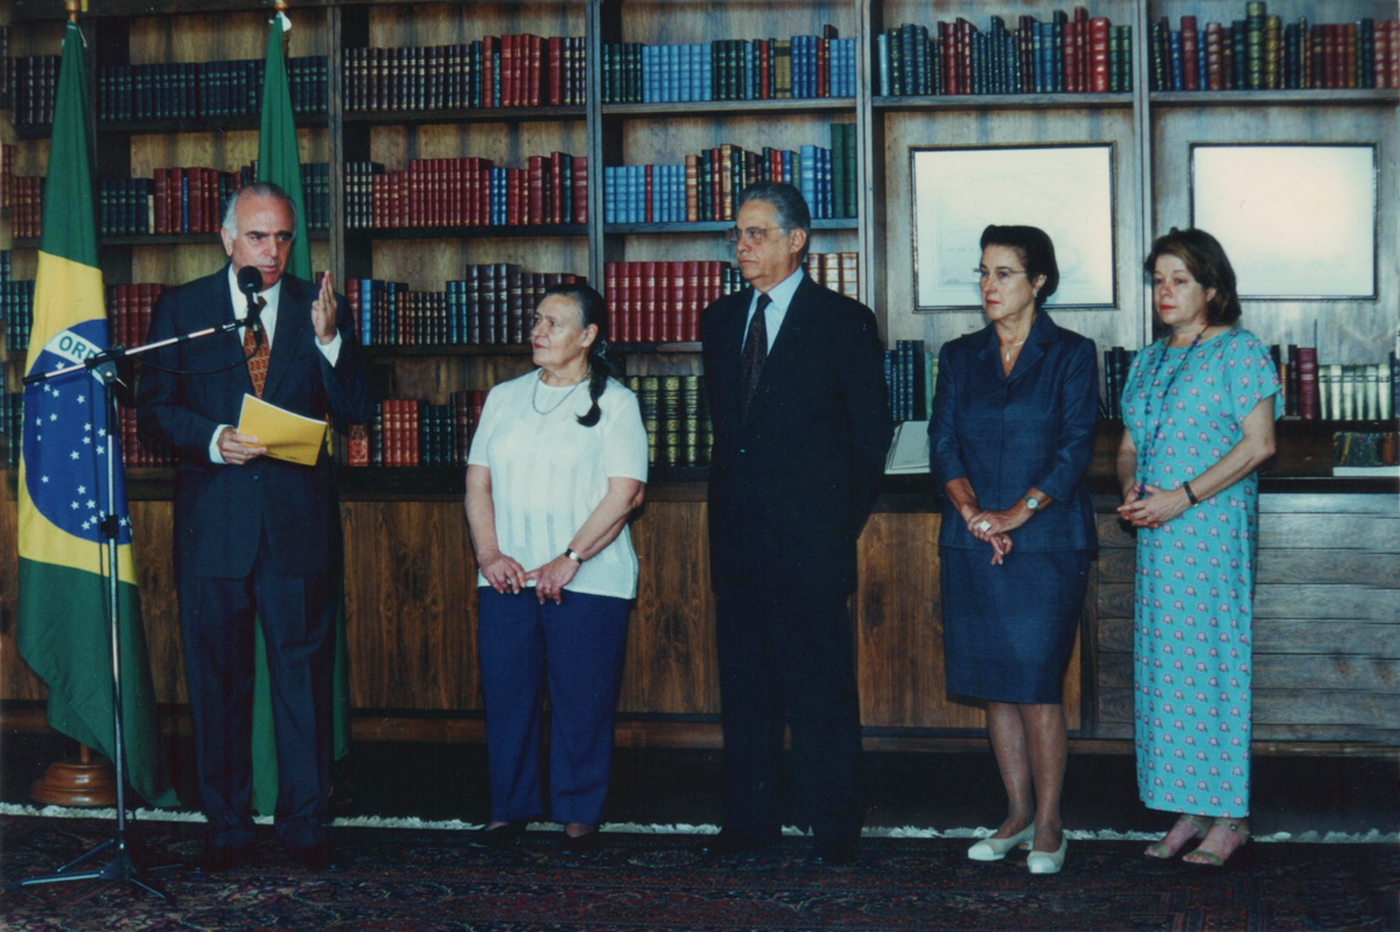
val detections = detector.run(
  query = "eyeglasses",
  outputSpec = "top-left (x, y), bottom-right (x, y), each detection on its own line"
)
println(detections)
top-left (727, 226), bottom-right (782, 245)
top-left (975, 268), bottom-right (1028, 285)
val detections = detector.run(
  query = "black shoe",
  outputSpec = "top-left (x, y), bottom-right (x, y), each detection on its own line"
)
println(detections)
top-left (470, 819), bottom-right (529, 850)
top-left (196, 842), bottom-right (257, 873)
top-left (813, 838), bottom-right (857, 866)
top-left (698, 829), bottom-right (767, 860)
top-left (563, 828), bottom-right (602, 853)
top-left (287, 841), bottom-right (337, 871)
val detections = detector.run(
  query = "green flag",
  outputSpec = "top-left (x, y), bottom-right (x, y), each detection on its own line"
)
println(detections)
top-left (250, 12), bottom-right (352, 815)
top-left (17, 22), bottom-right (173, 807)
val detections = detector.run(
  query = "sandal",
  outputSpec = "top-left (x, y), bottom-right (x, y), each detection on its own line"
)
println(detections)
top-left (1183, 819), bottom-right (1251, 868)
top-left (1144, 814), bottom-right (1211, 859)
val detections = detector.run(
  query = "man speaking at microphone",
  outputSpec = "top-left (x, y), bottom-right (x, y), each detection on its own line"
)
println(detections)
top-left (138, 183), bottom-right (374, 871)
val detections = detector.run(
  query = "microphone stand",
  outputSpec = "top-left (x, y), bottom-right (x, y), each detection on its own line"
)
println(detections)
top-left (13, 312), bottom-right (251, 902)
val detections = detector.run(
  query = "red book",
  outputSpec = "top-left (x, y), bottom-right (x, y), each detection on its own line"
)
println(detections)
top-left (547, 36), bottom-right (564, 105)
top-left (708, 148), bottom-right (722, 220)
top-left (759, 40), bottom-right (771, 99)
top-left (627, 262), bottom-right (643, 342)
top-left (573, 156), bottom-right (587, 223)
top-left (1296, 347), bottom-right (1319, 421)
top-left (641, 261), bottom-right (657, 342)
top-left (166, 167), bottom-right (183, 234)
top-left (1204, 22), bottom-right (1225, 91)
top-left (528, 34), bottom-right (543, 106)
top-left (1074, 7), bottom-right (1090, 93)
top-left (939, 21), bottom-right (957, 95)
top-left (1180, 16), bottom-right (1200, 91)
top-left (670, 261), bottom-right (687, 343)
top-left (817, 36), bottom-right (829, 97)
top-left (1089, 18), bottom-right (1110, 93)
top-left (551, 151), bottom-right (569, 224)
top-left (509, 167), bottom-right (525, 226)
top-left (527, 155), bottom-right (546, 225)
top-left (652, 261), bottom-right (670, 342)
top-left (1389, 21), bottom-right (1399, 90)
top-left (152, 168), bottom-right (168, 234)
top-left (605, 262), bottom-right (622, 342)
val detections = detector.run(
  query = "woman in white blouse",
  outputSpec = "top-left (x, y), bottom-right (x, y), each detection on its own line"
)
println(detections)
top-left (465, 284), bottom-right (648, 851)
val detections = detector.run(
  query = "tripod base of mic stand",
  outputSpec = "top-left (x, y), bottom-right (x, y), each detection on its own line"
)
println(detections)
top-left (13, 835), bottom-right (176, 903)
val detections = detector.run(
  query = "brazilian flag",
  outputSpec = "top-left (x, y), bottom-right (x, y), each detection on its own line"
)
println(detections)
top-left (17, 22), bottom-right (171, 807)
top-left (249, 12), bottom-right (353, 815)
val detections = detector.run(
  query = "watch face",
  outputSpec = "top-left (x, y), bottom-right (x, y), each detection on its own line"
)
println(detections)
top-left (1025, 497), bottom-right (1039, 510)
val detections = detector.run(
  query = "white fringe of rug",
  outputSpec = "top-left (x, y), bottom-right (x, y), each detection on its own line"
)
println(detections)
top-left (1, 804), bottom-right (1394, 844)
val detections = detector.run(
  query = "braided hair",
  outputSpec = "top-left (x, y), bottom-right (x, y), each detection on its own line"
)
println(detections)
top-left (543, 282), bottom-right (615, 428)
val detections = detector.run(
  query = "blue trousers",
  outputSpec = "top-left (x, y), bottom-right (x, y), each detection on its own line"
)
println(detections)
top-left (477, 587), bottom-right (630, 825)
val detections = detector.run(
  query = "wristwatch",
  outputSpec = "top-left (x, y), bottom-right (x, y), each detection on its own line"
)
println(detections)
top-left (1024, 495), bottom-right (1040, 512)
top-left (564, 548), bottom-right (585, 564)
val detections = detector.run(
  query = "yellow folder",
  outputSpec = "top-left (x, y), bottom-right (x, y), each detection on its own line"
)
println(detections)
top-left (236, 394), bottom-right (328, 466)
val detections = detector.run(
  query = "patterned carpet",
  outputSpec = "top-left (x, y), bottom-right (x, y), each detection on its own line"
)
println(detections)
top-left (2, 815), bottom-right (1397, 931)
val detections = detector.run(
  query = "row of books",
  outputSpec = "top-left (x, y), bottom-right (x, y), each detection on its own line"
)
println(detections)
top-left (97, 163), bottom-right (331, 237)
top-left (627, 374), bottom-right (713, 469)
top-left (604, 261), bottom-right (740, 345)
top-left (1150, 5), bottom-right (1400, 92)
top-left (877, 10), bottom-right (1134, 98)
top-left (0, 144), bottom-right (15, 210)
top-left (6, 54), bottom-right (57, 128)
top-left (884, 340), bottom-right (932, 422)
top-left (346, 269), bottom-right (587, 347)
top-left (97, 57), bottom-right (328, 122)
top-left (1333, 430), bottom-right (1398, 469)
top-left (7, 176), bottom-right (44, 240)
top-left (1311, 361), bottom-right (1396, 421)
top-left (344, 36), bottom-right (587, 112)
top-left (108, 283), bottom-right (168, 351)
top-left (344, 156), bottom-right (588, 230)
top-left (602, 32), bottom-right (856, 104)
top-left (0, 391), bottom-right (24, 469)
top-left (1102, 344), bottom-right (1399, 422)
top-left (2, 251), bottom-right (36, 353)
top-left (343, 397), bottom-right (482, 468)
top-left (603, 126), bottom-right (859, 224)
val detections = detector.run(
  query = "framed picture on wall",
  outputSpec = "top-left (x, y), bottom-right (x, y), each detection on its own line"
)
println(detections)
top-left (911, 144), bottom-right (1116, 311)
top-left (1191, 144), bottom-right (1377, 299)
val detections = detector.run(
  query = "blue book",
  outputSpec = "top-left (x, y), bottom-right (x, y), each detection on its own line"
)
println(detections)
top-left (359, 279), bottom-right (374, 345)
top-left (799, 145), bottom-right (817, 211)
top-left (1196, 28), bottom-right (1207, 89)
top-left (1169, 30), bottom-right (1184, 92)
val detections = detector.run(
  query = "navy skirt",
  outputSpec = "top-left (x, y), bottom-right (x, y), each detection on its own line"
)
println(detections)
top-left (940, 547), bottom-right (1090, 704)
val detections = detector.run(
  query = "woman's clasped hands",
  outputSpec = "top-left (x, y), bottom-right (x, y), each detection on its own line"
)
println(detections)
top-left (1117, 483), bottom-right (1190, 530)
top-left (477, 549), bottom-right (578, 604)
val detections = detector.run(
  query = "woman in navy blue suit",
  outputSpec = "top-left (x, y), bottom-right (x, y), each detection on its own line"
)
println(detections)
top-left (928, 225), bottom-right (1098, 875)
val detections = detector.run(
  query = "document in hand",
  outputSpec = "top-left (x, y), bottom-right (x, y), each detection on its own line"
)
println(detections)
top-left (884, 419), bottom-right (930, 475)
top-left (236, 394), bottom-right (328, 466)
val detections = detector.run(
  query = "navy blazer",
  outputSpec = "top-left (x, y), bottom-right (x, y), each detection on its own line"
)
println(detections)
top-left (928, 311), bottom-right (1098, 552)
top-left (138, 266), bottom-right (375, 577)
top-left (702, 275), bottom-right (893, 591)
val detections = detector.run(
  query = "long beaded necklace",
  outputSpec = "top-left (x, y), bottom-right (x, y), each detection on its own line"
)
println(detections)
top-left (1135, 326), bottom-right (1208, 497)
top-left (531, 368), bottom-right (588, 416)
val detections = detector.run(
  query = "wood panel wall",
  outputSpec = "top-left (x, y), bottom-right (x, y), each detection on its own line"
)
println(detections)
top-left (1094, 493), bottom-right (1400, 744)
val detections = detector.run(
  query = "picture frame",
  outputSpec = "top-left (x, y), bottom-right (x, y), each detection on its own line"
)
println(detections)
top-left (1190, 143), bottom-right (1377, 300)
top-left (911, 144), bottom-right (1116, 311)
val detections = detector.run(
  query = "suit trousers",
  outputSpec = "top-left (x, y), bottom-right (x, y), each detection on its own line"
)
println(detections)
top-left (477, 587), bottom-right (630, 825)
top-left (715, 580), bottom-right (863, 842)
top-left (180, 527), bottom-right (334, 851)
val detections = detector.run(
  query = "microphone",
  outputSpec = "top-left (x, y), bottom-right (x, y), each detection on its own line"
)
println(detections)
top-left (236, 266), bottom-right (265, 336)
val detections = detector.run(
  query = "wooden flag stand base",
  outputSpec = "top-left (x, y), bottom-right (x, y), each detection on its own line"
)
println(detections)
top-left (30, 745), bottom-right (118, 808)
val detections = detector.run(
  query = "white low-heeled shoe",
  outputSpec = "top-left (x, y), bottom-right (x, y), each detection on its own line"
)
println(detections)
top-left (966, 824), bottom-right (1034, 862)
top-left (1026, 835), bottom-right (1068, 875)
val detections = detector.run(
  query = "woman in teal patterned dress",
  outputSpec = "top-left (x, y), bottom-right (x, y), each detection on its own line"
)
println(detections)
top-left (1115, 228), bottom-right (1278, 868)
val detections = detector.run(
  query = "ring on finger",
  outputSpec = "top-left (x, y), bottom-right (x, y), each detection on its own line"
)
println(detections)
top-left (977, 520), bottom-right (992, 532)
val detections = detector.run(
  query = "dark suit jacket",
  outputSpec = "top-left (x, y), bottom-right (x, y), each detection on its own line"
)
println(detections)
top-left (928, 310), bottom-right (1098, 552)
top-left (702, 275), bottom-right (893, 592)
top-left (138, 266), bottom-right (375, 578)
